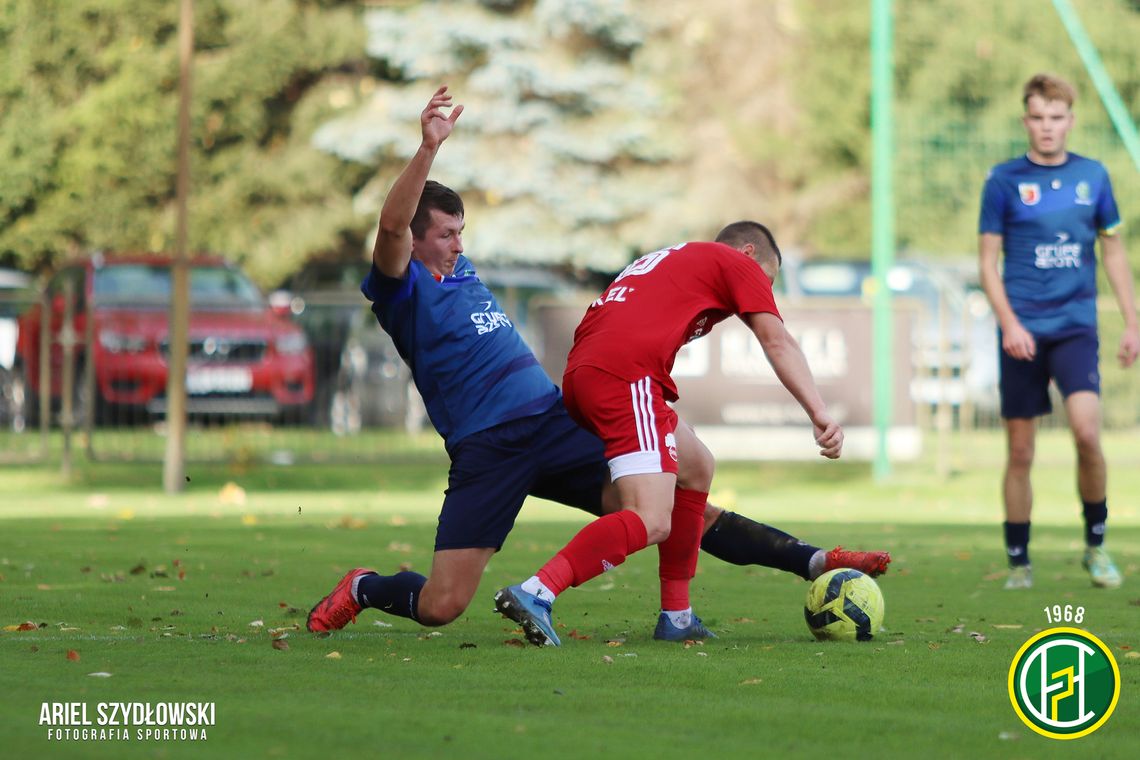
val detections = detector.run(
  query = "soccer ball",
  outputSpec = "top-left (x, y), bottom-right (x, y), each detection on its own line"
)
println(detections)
top-left (804, 568), bottom-right (885, 641)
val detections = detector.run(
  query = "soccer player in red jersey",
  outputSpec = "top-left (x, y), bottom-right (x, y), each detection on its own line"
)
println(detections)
top-left (495, 224), bottom-right (845, 645)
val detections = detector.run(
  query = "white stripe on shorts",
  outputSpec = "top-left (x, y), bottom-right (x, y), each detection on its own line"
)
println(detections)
top-left (631, 377), bottom-right (659, 454)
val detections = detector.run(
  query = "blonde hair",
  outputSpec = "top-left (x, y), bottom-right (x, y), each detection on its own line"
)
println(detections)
top-left (1023, 73), bottom-right (1076, 109)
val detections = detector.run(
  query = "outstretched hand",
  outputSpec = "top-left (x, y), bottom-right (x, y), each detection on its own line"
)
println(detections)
top-left (813, 415), bottom-right (844, 460)
top-left (421, 85), bottom-right (463, 150)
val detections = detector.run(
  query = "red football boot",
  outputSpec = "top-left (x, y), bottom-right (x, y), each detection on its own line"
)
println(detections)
top-left (307, 568), bottom-right (375, 632)
top-left (824, 546), bottom-right (891, 577)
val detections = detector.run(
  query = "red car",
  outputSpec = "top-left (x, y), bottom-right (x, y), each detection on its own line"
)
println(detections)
top-left (18, 253), bottom-right (314, 423)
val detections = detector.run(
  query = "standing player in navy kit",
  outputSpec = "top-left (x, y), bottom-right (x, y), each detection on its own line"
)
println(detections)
top-left (978, 73), bottom-right (1139, 590)
top-left (306, 86), bottom-right (888, 638)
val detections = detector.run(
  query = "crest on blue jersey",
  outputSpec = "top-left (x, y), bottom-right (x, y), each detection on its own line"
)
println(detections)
top-left (1018, 183), bottom-right (1041, 206)
top-left (1075, 181), bottom-right (1093, 205)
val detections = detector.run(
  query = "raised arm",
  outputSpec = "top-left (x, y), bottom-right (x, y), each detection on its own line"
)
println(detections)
top-left (979, 232), bottom-right (1035, 361)
top-left (743, 311), bottom-right (843, 459)
top-left (1100, 232), bottom-right (1140, 368)
top-left (372, 86), bottom-right (464, 278)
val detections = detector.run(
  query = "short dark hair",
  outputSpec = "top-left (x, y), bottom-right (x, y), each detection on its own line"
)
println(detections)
top-left (1023, 73), bottom-right (1075, 109)
top-left (715, 220), bottom-right (781, 266)
top-left (411, 180), bottom-right (464, 239)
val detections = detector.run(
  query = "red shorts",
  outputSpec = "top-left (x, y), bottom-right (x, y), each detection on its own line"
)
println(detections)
top-left (562, 366), bottom-right (678, 480)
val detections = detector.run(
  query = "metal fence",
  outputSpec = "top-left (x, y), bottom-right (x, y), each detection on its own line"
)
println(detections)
top-left (1, 270), bottom-right (1137, 468)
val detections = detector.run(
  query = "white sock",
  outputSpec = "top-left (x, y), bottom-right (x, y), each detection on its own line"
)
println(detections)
top-left (351, 572), bottom-right (368, 606)
top-left (663, 607), bottom-right (692, 628)
top-left (520, 576), bottom-right (556, 604)
top-left (808, 550), bottom-right (826, 580)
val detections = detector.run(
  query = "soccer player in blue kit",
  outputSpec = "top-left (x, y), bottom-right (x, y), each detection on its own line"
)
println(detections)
top-left (306, 86), bottom-right (889, 636)
top-left (978, 73), bottom-right (1139, 590)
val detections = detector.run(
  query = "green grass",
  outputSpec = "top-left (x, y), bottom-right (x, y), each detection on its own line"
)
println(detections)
top-left (1, 429), bottom-right (1138, 759)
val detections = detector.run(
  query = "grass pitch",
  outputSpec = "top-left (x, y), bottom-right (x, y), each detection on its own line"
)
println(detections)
top-left (1, 430), bottom-right (1138, 759)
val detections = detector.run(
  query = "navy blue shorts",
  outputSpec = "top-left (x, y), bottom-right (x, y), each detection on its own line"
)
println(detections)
top-left (435, 403), bottom-right (609, 551)
top-left (999, 328), bottom-right (1100, 419)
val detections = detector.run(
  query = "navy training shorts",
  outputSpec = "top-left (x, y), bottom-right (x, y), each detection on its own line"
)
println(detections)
top-left (434, 402), bottom-right (609, 551)
top-left (999, 327), bottom-right (1100, 419)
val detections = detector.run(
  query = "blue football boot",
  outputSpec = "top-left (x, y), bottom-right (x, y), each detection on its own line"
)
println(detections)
top-left (653, 611), bottom-right (717, 641)
top-left (493, 584), bottom-right (561, 647)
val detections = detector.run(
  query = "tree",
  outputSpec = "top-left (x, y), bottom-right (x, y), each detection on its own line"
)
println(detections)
top-left (313, 0), bottom-right (693, 273)
top-left (0, 0), bottom-right (368, 285)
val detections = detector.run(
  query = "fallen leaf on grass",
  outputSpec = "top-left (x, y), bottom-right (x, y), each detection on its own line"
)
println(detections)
top-left (992, 624), bottom-right (1023, 629)
top-left (129, 563), bottom-right (147, 575)
top-left (739, 678), bottom-right (763, 685)
top-left (928, 642), bottom-right (941, 650)
top-left (372, 620), bottom-right (393, 628)
top-left (601, 656), bottom-right (614, 664)
top-left (502, 639), bottom-right (525, 648)
top-left (36, 584), bottom-right (53, 590)
top-left (325, 651), bottom-right (342, 659)
top-left (695, 652), bottom-right (708, 657)
top-left (969, 632), bottom-right (988, 644)
top-left (219, 482), bottom-right (247, 506)
top-left (733, 617), bottom-right (755, 624)
top-left (249, 620), bottom-right (264, 628)
top-left (5, 622), bottom-right (38, 632)
top-left (66, 650), bottom-right (80, 662)
top-left (271, 639), bottom-right (289, 651)
top-left (567, 630), bottom-right (591, 640)
top-left (605, 640), bottom-right (624, 648)
top-left (459, 643), bottom-right (477, 650)
top-left (88, 672), bottom-right (112, 678)
top-left (1124, 652), bottom-right (1140, 660)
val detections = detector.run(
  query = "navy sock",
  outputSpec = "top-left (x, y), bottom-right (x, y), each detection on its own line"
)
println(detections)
top-left (700, 511), bottom-right (819, 580)
top-left (356, 571), bottom-right (426, 622)
top-left (1082, 499), bottom-right (1107, 547)
top-left (1003, 521), bottom-right (1030, 567)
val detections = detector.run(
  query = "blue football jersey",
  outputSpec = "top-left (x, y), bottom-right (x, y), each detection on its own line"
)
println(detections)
top-left (979, 153), bottom-right (1121, 336)
top-left (361, 255), bottom-right (560, 448)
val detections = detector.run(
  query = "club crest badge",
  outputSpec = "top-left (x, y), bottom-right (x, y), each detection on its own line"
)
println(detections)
top-left (1075, 181), bottom-right (1093, 205)
top-left (1019, 183), bottom-right (1041, 206)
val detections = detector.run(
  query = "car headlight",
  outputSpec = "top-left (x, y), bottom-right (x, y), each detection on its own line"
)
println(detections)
top-left (275, 331), bottom-right (308, 355)
top-left (99, 330), bottom-right (149, 354)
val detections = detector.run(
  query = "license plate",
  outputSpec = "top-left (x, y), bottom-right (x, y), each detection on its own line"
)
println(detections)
top-left (186, 367), bottom-right (253, 395)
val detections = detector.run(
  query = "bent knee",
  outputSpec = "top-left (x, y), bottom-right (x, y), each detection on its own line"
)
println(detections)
top-left (416, 594), bottom-right (470, 626)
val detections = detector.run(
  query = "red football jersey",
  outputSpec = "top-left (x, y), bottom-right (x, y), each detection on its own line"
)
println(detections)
top-left (565, 241), bottom-right (781, 401)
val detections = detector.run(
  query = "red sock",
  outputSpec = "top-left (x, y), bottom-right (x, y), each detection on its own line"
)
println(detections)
top-left (537, 510), bottom-right (648, 596)
top-left (658, 488), bottom-right (707, 611)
